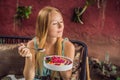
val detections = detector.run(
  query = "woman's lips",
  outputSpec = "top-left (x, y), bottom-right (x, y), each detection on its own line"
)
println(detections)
top-left (58, 31), bottom-right (63, 33)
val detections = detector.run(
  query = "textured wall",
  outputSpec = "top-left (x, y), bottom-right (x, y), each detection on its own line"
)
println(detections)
top-left (0, 0), bottom-right (120, 65)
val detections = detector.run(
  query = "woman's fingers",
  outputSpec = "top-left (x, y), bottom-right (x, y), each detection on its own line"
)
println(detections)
top-left (18, 43), bottom-right (32, 58)
top-left (22, 48), bottom-right (31, 57)
top-left (19, 43), bottom-right (25, 47)
top-left (18, 44), bottom-right (25, 52)
top-left (21, 47), bottom-right (28, 54)
top-left (21, 48), bottom-right (28, 57)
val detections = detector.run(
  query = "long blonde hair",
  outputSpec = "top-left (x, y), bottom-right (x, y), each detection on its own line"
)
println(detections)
top-left (35, 6), bottom-right (63, 75)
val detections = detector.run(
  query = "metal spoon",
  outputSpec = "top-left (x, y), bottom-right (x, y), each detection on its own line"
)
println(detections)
top-left (24, 47), bottom-right (46, 52)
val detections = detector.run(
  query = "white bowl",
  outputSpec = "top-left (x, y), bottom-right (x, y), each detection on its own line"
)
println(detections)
top-left (44, 55), bottom-right (73, 71)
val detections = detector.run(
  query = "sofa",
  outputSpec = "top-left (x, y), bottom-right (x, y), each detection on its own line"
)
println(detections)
top-left (0, 36), bottom-right (89, 80)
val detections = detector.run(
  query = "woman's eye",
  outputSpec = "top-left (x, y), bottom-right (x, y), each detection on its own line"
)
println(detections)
top-left (60, 21), bottom-right (63, 23)
top-left (51, 20), bottom-right (63, 25)
top-left (52, 22), bottom-right (57, 25)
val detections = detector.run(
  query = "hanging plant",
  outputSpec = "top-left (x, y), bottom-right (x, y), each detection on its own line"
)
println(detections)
top-left (15, 6), bottom-right (32, 19)
top-left (72, 6), bottom-right (87, 24)
top-left (72, 0), bottom-right (96, 24)
top-left (14, 5), bottom-right (32, 30)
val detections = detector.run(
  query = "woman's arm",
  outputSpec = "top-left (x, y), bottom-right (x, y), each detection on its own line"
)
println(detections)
top-left (23, 57), bottom-right (35, 80)
top-left (18, 40), bottom-right (35, 80)
top-left (60, 41), bottom-right (75, 80)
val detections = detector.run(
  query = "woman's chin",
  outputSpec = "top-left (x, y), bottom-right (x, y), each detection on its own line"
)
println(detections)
top-left (57, 35), bottom-right (63, 37)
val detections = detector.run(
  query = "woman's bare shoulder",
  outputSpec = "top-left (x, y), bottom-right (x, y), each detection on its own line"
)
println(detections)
top-left (64, 39), bottom-right (75, 59)
top-left (64, 40), bottom-right (74, 49)
top-left (27, 39), bottom-right (34, 48)
top-left (26, 39), bottom-right (36, 56)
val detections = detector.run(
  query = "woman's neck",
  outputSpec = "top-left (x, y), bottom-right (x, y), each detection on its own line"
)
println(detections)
top-left (46, 37), bottom-right (57, 45)
top-left (44, 37), bottom-right (57, 55)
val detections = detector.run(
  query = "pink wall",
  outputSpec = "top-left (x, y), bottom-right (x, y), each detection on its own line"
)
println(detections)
top-left (0, 0), bottom-right (120, 65)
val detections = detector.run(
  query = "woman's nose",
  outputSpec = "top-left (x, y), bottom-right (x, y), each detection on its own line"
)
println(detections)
top-left (58, 22), bottom-right (63, 28)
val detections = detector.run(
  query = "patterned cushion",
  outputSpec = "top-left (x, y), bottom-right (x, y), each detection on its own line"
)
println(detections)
top-left (71, 43), bottom-right (83, 80)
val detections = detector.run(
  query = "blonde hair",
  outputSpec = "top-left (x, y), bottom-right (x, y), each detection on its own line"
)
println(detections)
top-left (35, 6), bottom-right (63, 75)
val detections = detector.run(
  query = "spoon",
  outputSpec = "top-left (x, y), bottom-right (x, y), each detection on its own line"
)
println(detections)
top-left (24, 47), bottom-right (46, 52)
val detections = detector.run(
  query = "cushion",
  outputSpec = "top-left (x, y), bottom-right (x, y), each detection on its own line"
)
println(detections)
top-left (71, 43), bottom-right (83, 80)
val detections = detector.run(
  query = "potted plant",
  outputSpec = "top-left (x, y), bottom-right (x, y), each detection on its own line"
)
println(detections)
top-left (89, 53), bottom-right (120, 80)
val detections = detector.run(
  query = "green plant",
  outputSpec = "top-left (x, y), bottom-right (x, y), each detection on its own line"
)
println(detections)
top-left (99, 60), bottom-right (117, 78)
top-left (72, 0), bottom-right (96, 24)
top-left (14, 5), bottom-right (32, 29)
top-left (90, 53), bottom-right (120, 80)
top-left (14, 6), bottom-right (32, 20)
top-left (117, 77), bottom-right (120, 80)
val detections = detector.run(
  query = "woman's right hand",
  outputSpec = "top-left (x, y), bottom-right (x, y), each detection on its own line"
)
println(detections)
top-left (18, 43), bottom-right (32, 58)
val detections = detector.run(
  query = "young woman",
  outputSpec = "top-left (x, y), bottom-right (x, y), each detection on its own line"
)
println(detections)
top-left (18, 6), bottom-right (75, 80)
